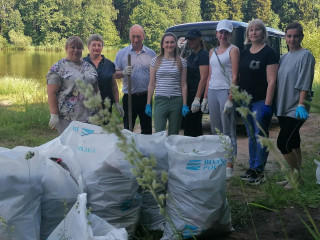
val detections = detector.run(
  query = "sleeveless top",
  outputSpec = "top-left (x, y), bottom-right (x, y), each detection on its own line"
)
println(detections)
top-left (208, 44), bottom-right (233, 90)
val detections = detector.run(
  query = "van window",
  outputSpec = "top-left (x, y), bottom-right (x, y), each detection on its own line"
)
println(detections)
top-left (267, 36), bottom-right (280, 55)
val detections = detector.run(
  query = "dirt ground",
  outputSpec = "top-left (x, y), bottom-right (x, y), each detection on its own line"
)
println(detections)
top-left (132, 113), bottom-right (320, 240)
top-left (209, 113), bottom-right (320, 240)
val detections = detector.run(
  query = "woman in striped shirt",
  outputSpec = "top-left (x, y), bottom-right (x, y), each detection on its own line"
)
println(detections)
top-left (145, 32), bottom-right (190, 135)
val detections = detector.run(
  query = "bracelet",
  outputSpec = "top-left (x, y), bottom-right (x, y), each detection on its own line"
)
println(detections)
top-left (298, 104), bottom-right (305, 107)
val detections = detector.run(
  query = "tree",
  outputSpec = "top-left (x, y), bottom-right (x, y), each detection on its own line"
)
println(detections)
top-left (201, 0), bottom-right (229, 21)
top-left (245, 0), bottom-right (272, 24)
top-left (113, 0), bottom-right (140, 41)
top-left (130, 0), bottom-right (182, 51)
top-left (227, 0), bottom-right (243, 21)
top-left (0, 0), bottom-right (24, 39)
top-left (178, 0), bottom-right (202, 23)
top-left (271, 0), bottom-right (320, 29)
top-left (8, 29), bottom-right (32, 49)
top-left (75, 0), bottom-right (120, 46)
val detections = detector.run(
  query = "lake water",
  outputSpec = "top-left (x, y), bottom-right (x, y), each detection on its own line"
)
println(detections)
top-left (0, 50), bottom-right (117, 85)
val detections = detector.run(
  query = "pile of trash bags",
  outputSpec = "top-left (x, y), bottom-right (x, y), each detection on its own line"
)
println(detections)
top-left (0, 121), bottom-right (232, 240)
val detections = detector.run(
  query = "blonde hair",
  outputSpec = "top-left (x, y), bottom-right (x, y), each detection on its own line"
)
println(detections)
top-left (244, 19), bottom-right (268, 45)
top-left (154, 32), bottom-right (182, 72)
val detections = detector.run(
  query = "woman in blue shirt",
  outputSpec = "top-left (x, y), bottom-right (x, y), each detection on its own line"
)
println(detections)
top-left (83, 34), bottom-right (124, 117)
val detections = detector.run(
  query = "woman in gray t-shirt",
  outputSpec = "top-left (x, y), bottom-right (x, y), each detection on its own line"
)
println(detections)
top-left (275, 22), bottom-right (315, 190)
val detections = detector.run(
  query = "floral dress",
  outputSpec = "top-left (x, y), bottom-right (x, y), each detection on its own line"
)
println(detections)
top-left (46, 58), bottom-right (98, 122)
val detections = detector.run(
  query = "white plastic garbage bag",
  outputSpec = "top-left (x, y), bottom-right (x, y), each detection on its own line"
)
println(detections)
top-left (48, 193), bottom-right (128, 240)
top-left (39, 156), bottom-right (82, 239)
top-left (315, 159), bottom-right (320, 184)
top-left (161, 135), bottom-right (232, 240)
top-left (37, 137), bottom-right (84, 191)
top-left (123, 130), bottom-right (168, 230)
top-left (0, 149), bottom-right (43, 240)
top-left (58, 121), bottom-right (141, 238)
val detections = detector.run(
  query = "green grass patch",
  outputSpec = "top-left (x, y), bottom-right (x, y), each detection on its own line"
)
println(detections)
top-left (0, 76), bottom-right (58, 148)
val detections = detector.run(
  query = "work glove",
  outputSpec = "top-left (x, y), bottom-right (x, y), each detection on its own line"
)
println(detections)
top-left (122, 66), bottom-right (132, 76)
top-left (223, 99), bottom-right (233, 114)
top-left (191, 97), bottom-right (201, 113)
top-left (182, 105), bottom-right (190, 117)
top-left (49, 114), bottom-right (59, 129)
top-left (201, 98), bottom-right (208, 113)
top-left (114, 102), bottom-right (124, 118)
top-left (145, 104), bottom-right (152, 117)
top-left (295, 105), bottom-right (309, 120)
top-left (262, 104), bottom-right (273, 118)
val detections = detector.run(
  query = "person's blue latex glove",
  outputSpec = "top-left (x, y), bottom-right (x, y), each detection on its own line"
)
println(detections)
top-left (262, 104), bottom-right (273, 118)
top-left (182, 105), bottom-right (190, 117)
top-left (295, 105), bottom-right (309, 120)
top-left (145, 104), bottom-right (152, 117)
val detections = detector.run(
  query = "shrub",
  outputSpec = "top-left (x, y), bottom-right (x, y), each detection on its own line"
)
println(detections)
top-left (8, 30), bottom-right (32, 50)
top-left (0, 35), bottom-right (8, 48)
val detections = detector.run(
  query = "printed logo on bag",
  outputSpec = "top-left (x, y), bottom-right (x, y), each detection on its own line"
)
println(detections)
top-left (78, 146), bottom-right (96, 153)
top-left (183, 224), bottom-right (203, 238)
top-left (72, 126), bottom-right (95, 136)
top-left (186, 160), bottom-right (202, 170)
top-left (81, 128), bottom-right (94, 136)
top-left (186, 158), bottom-right (226, 171)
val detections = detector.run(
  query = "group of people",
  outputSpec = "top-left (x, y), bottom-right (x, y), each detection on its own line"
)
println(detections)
top-left (47, 20), bottom-right (315, 189)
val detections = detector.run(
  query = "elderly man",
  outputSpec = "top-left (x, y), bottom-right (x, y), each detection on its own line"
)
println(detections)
top-left (114, 24), bottom-right (156, 134)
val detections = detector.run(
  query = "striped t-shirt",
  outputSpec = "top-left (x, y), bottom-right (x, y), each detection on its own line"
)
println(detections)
top-left (150, 57), bottom-right (187, 97)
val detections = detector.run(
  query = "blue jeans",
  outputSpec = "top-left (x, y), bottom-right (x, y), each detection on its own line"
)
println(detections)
top-left (243, 100), bottom-right (272, 171)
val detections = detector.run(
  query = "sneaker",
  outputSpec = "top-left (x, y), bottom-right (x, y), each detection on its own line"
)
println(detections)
top-left (239, 169), bottom-right (254, 180)
top-left (247, 170), bottom-right (266, 185)
top-left (284, 182), bottom-right (293, 190)
top-left (226, 167), bottom-right (233, 181)
top-left (276, 180), bottom-right (289, 186)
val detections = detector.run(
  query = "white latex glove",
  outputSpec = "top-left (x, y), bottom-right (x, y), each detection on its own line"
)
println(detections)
top-left (115, 102), bottom-right (124, 118)
top-left (49, 114), bottom-right (59, 129)
top-left (122, 66), bottom-right (132, 76)
top-left (201, 98), bottom-right (208, 113)
top-left (191, 97), bottom-right (201, 113)
top-left (223, 99), bottom-right (233, 114)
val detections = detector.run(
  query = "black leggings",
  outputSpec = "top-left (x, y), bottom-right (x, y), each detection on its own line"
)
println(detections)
top-left (277, 116), bottom-right (304, 154)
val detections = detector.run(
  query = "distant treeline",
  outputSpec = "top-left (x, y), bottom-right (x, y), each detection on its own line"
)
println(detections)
top-left (0, 0), bottom-right (319, 51)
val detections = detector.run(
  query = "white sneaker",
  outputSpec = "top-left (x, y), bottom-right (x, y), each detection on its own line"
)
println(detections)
top-left (226, 167), bottom-right (233, 181)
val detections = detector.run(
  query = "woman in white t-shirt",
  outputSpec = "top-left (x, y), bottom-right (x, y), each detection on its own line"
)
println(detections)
top-left (202, 20), bottom-right (240, 180)
top-left (145, 32), bottom-right (190, 135)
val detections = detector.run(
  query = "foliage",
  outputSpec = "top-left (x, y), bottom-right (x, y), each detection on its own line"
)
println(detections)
top-left (129, 0), bottom-right (182, 50)
top-left (0, 0), bottom-right (320, 49)
top-left (7, 0), bottom-right (120, 47)
top-left (303, 24), bottom-right (320, 61)
top-left (227, 0), bottom-right (244, 21)
top-left (201, 0), bottom-right (229, 21)
top-left (8, 30), bottom-right (32, 49)
top-left (113, 0), bottom-right (140, 42)
top-left (0, 35), bottom-right (8, 48)
top-left (178, 0), bottom-right (202, 23)
top-left (244, 0), bottom-right (272, 23)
